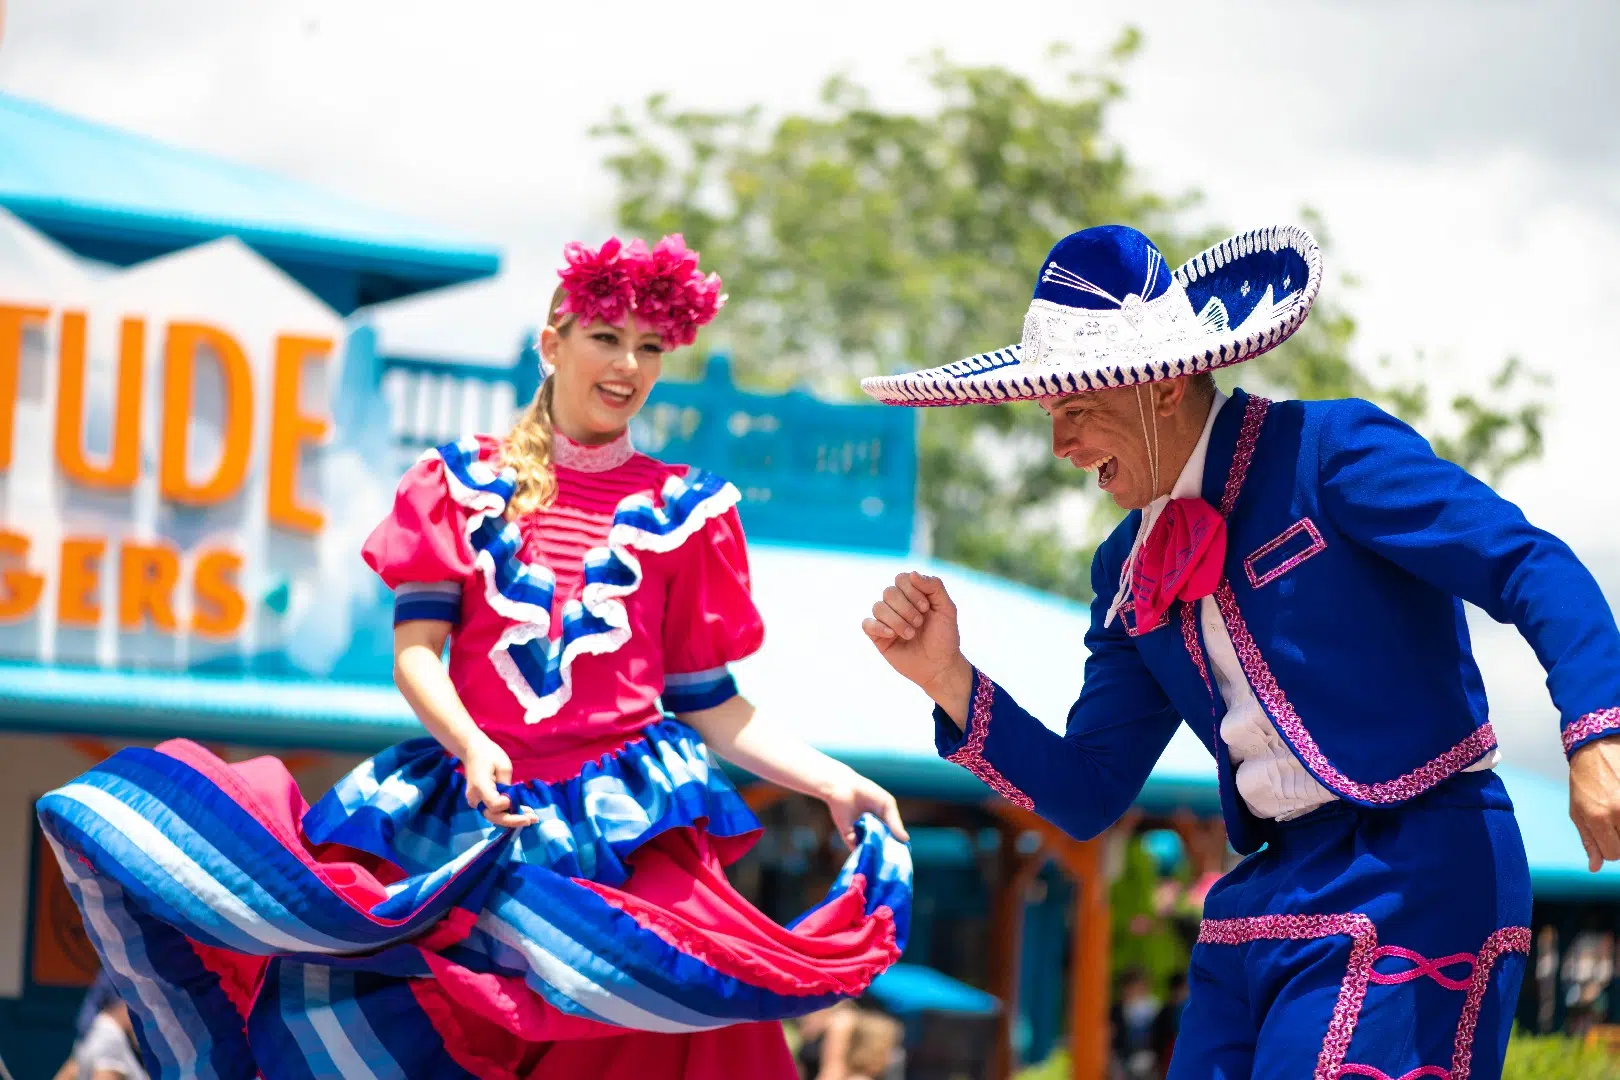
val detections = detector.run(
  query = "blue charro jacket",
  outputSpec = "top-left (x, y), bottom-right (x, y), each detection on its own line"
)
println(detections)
top-left (934, 389), bottom-right (1620, 853)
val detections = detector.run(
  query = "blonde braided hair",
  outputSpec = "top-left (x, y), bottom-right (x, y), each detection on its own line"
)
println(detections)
top-left (502, 286), bottom-right (571, 519)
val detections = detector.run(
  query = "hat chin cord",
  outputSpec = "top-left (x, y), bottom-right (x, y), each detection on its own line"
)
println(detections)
top-left (1104, 384), bottom-right (1163, 627)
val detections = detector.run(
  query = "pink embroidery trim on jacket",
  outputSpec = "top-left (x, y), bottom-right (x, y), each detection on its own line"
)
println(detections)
top-left (1122, 605), bottom-right (1169, 638)
top-left (1180, 602), bottom-right (1212, 695)
top-left (945, 670), bottom-right (1036, 811)
top-left (1197, 915), bottom-right (1529, 1080)
top-left (1219, 395), bottom-right (1271, 517)
top-left (1169, 394), bottom-right (1270, 692)
top-left (1244, 517), bottom-right (1328, 589)
top-left (1215, 581), bottom-right (1497, 804)
top-left (1211, 396), bottom-right (1494, 804)
top-left (1562, 707), bottom-right (1620, 755)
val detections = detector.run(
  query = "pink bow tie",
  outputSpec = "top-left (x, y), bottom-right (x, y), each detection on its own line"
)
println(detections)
top-left (1130, 497), bottom-right (1226, 628)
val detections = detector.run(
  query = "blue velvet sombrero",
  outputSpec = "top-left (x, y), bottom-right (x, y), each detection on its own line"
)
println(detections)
top-left (860, 224), bottom-right (1322, 406)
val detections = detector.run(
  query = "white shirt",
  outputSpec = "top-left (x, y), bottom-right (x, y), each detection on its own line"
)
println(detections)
top-left (1123, 391), bottom-right (1494, 821)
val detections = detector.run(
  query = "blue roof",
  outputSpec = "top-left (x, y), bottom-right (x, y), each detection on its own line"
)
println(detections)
top-left (865, 963), bottom-right (1001, 1017)
top-left (0, 92), bottom-right (500, 304)
top-left (0, 541), bottom-right (1615, 898)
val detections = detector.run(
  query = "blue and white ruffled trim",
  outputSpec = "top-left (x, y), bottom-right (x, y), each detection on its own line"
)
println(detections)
top-left (304, 717), bottom-right (763, 889)
top-left (429, 439), bottom-right (743, 724)
top-left (35, 720), bottom-right (914, 1068)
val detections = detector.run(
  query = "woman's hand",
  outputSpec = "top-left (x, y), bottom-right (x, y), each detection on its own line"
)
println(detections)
top-left (461, 734), bottom-right (539, 829)
top-left (819, 767), bottom-right (908, 849)
top-left (680, 695), bottom-right (908, 849)
top-left (392, 621), bottom-right (537, 830)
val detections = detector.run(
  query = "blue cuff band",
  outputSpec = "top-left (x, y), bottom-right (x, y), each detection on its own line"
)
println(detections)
top-left (394, 582), bottom-right (462, 626)
top-left (662, 667), bottom-right (739, 713)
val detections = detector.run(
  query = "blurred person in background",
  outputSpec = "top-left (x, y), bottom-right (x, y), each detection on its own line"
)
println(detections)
top-left (1109, 967), bottom-right (1159, 1079)
top-left (70, 1001), bottom-right (147, 1080)
top-left (1151, 972), bottom-right (1189, 1078)
top-left (38, 236), bottom-right (911, 1079)
top-left (48, 969), bottom-right (124, 1080)
top-left (796, 1001), bottom-right (905, 1080)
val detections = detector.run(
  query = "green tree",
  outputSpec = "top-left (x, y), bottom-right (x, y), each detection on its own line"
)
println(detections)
top-left (594, 33), bottom-right (1547, 600)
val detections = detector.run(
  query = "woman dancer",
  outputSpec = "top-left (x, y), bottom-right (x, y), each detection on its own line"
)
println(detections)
top-left (38, 235), bottom-right (912, 1079)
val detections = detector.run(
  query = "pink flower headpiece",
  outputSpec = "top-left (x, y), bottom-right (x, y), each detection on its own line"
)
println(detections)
top-left (555, 234), bottom-right (726, 349)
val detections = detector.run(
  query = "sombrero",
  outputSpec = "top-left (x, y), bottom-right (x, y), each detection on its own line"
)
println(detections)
top-left (859, 223), bottom-right (1322, 406)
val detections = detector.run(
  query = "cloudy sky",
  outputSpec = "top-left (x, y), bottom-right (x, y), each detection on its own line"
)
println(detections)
top-left (1, 0), bottom-right (1616, 777)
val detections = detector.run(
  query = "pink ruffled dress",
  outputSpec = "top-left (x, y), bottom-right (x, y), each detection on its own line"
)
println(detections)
top-left (37, 430), bottom-right (911, 1080)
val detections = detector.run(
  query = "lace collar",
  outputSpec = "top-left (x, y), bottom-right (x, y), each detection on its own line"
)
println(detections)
top-left (553, 429), bottom-right (635, 472)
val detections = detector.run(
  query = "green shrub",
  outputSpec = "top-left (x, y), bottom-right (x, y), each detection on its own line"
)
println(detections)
top-left (1502, 1031), bottom-right (1617, 1080)
top-left (1013, 1050), bottom-right (1070, 1080)
top-left (1013, 1032), bottom-right (1618, 1080)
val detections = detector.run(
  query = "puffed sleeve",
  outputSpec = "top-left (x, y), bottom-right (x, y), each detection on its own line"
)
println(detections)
top-left (361, 454), bottom-right (477, 626)
top-left (660, 506), bottom-right (766, 713)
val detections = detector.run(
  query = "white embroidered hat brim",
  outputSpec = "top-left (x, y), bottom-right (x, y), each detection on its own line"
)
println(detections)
top-left (860, 225), bottom-right (1322, 406)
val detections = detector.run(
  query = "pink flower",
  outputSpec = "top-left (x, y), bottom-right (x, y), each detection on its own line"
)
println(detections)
top-left (657, 271), bottom-right (725, 348)
top-left (632, 234), bottom-right (702, 327)
top-left (554, 234), bottom-right (726, 348)
top-left (556, 237), bottom-right (637, 328)
top-left (651, 233), bottom-right (701, 278)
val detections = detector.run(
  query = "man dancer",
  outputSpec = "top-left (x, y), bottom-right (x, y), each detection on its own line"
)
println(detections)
top-left (859, 224), bottom-right (1620, 1079)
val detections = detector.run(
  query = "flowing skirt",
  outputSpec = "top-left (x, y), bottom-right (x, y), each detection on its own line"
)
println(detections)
top-left (36, 718), bottom-right (912, 1079)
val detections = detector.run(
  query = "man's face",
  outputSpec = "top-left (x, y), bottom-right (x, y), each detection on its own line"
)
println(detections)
top-left (1042, 384), bottom-right (1165, 510)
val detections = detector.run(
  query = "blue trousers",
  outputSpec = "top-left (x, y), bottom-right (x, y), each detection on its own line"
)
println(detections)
top-left (1167, 773), bottom-right (1532, 1080)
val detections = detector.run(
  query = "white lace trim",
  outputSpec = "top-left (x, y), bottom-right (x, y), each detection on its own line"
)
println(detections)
top-left (553, 431), bottom-right (636, 473)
